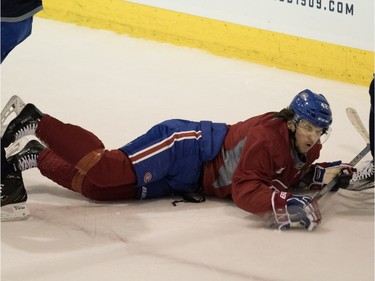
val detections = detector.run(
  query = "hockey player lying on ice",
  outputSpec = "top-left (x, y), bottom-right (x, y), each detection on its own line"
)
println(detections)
top-left (1, 89), bottom-right (356, 230)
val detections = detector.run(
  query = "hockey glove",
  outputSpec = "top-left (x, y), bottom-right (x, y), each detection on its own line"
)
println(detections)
top-left (270, 191), bottom-right (322, 231)
top-left (299, 161), bottom-right (356, 191)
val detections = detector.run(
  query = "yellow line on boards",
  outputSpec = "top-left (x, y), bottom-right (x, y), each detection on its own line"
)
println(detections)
top-left (37, 0), bottom-right (374, 86)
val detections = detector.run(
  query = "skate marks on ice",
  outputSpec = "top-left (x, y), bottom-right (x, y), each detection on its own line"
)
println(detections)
top-left (319, 190), bottom-right (374, 217)
top-left (2, 188), bottom-right (279, 281)
top-left (337, 189), bottom-right (374, 211)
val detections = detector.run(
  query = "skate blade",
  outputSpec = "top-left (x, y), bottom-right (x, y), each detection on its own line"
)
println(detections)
top-left (1, 95), bottom-right (26, 136)
top-left (1, 202), bottom-right (30, 222)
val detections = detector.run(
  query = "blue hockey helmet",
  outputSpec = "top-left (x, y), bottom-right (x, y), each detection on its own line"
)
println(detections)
top-left (289, 89), bottom-right (332, 130)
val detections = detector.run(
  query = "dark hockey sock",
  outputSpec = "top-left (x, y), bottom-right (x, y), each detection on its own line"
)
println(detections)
top-left (36, 115), bottom-right (137, 188)
top-left (81, 182), bottom-right (138, 201)
top-left (36, 114), bottom-right (105, 166)
top-left (37, 148), bottom-right (79, 190)
top-left (38, 148), bottom-right (137, 201)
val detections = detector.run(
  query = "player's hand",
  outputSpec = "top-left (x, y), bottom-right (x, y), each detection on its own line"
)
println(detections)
top-left (270, 191), bottom-right (322, 231)
top-left (300, 161), bottom-right (356, 191)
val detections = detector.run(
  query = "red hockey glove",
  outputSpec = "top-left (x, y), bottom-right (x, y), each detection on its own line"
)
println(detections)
top-left (269, 191), bottom-right (322, 231)
top-left (300, 161), bottom-right (356, 191)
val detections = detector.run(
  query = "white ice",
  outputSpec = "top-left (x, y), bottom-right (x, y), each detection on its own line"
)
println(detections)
top-left (1, 18), bottom-right (373, 281)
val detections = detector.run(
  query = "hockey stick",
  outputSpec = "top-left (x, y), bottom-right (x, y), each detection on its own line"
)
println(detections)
top-left (313, 144), bottom-right (371, 201)
top-left (346, 107), bottom-right (370, 144)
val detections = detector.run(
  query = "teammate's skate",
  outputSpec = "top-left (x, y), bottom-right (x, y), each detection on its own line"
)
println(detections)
top-left (1, 170), bottom-right (30, 222)
top-left (8, 139), bottom-right (45, 171)
top-left (2, 103), bottom-right (43, 148)
top-left (347, 160), bottom-right (374, 191)
top-left (1, 140), bottom-right (44, 221)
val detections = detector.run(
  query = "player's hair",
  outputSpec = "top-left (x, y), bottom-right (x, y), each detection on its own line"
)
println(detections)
top-left (274, 108), bottom-right (294, 121)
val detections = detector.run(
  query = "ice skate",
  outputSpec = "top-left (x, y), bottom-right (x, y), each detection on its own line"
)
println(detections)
top-left (2, 103), bottom-right (43, 148)
top-left (1, 170), bottom-right (30, 222)
top-left (8, 139), bottom-right (45, 171)
top-left (347, 160), bottom-right (374, 191)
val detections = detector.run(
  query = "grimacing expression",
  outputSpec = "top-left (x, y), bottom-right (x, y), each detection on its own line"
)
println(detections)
top-left (290, 120), bottom-right (325, 154)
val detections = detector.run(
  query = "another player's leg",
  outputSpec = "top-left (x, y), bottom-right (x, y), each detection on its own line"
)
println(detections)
top-left (1, 18), bottom-right (33, 63)
top-left (348, 79), bottom-right (374, 191)
top-left (1, 141), bottom-right (30, 222)
top-left (1, 97), bottom-right (33, 221)
top-left (369, 78), bottom-right (374, 158)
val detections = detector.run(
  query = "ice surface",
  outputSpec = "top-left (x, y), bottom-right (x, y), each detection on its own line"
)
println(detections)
top-left (1, 18), bottom-right (373, 281)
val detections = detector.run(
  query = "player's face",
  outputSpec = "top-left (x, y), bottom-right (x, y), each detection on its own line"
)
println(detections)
top-left (294, 120), bottom-right (323, 154)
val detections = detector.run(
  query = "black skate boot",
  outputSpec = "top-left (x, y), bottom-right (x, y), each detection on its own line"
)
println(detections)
top-left (8, 140), bottom-right (45, 171)
top-left (1, 170), bottom-right (30, 221)
top-left (2, 103), bottom-right (44, 148)
top-left (347, 160), bottom-right (374, 191)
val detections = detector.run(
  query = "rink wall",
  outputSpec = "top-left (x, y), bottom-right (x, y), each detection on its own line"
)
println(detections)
top-left (37, 0), bottom-right (374, 86)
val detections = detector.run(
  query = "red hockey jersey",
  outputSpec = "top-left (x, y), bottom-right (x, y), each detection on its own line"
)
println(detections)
top-left (202, 112), bottom-right (321, 215)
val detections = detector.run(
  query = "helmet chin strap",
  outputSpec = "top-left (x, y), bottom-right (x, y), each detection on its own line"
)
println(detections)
top-left (289, 129), bottom-right (297, 150)
top-left (288, 130), bottom-right (307, 168)
top-left (288, 123), bottom-right (307, 159)
top-left (287, 120), bottom-right (297, 144)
